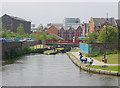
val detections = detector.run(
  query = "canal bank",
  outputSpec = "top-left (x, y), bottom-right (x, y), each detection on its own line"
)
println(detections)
top-left (66, 52), bottom-right (120, 76)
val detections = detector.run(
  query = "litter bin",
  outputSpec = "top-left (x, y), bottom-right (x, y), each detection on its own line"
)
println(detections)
top-left (102, 58), bottom-right (107, 63)
top-left (104, 58), bottom-right (107, 63)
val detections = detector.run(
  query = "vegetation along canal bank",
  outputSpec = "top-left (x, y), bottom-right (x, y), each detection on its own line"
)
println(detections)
top-left (2, 43), bottom-right (49, 66)
top-left (66, 52), bottom-right (120, 76)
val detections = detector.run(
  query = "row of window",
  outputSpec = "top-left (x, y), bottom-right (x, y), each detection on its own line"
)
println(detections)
top-left (58, 31), bottom-right (81, 33)
top-left (58, 34), bottom-right (81, 37)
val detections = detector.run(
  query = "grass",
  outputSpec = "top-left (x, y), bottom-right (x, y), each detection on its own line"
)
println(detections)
top-left (94, 54), bottom-right (119, 64)
top-left (69, 48), bottom-right (119, 64)
top-left (70, 48), bottom-right (80, 52)
top-left (67, 52), bottom-right (119, 72)
top-left (87, 65), bottom-right (120, 71)
top-left (68, 52), bottom-right (119, 72)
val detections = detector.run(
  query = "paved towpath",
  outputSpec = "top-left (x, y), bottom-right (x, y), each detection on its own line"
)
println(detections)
top-left (71, 52), bottom-right (120, 66)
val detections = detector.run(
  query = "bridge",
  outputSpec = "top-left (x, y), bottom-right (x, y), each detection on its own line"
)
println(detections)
top-left (45, 40), bottom-right (80, 48)
top-left (46, 43), bottom-right (79, 48)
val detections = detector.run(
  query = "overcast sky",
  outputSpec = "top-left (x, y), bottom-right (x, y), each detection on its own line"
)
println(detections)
top-left (0, 1), bottom-right (119, 27)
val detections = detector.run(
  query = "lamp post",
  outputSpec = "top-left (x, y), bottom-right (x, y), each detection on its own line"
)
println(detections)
top-left (102, 13), bottom-right (109, 63)
top-left (104, 26), bottom-right (107, 59)
top-left (104, 24), bottom-right (108, 63)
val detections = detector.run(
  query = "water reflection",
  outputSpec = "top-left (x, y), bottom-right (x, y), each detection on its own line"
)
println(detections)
top-left (1, 53), bottom-right (119, 86)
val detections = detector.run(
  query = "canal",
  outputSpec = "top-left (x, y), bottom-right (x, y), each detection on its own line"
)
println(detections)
top-left (1, 54), bottom-right (119, 86)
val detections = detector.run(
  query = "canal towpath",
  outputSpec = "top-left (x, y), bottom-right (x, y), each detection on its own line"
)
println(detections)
top-left (71, 52), bottom-right (120, 66)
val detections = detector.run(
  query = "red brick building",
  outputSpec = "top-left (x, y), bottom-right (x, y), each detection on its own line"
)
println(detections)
top-left (74, 26), bottom-right (83, 36)
top-left (43, 25), bottom-right (58, 36)
top-left (82, 23), bottom-right (89, 36)
top-left (97, 22), bottom-right (111, 32)
top-left (89, 17), bottom-right (117, 33)
top-left (43, 25), bottom-right (83, 40)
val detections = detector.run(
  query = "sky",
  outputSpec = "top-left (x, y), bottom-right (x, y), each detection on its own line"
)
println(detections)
top-left (0, 0), bottom-right (119, 27)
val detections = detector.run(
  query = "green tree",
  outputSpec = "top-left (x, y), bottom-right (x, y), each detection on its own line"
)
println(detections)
top-left (83, 32), bottom-right (98, 44)
top-left (36, 24), bottom-right (43, 32)
top-left (17, 24), bottom-right (24, 36)
top-left (1, 30), bottom-right (16, 37)
top-left (2, 32), bottom-right (7, 37)
top-left (97, 26), bottom-right (118, 42)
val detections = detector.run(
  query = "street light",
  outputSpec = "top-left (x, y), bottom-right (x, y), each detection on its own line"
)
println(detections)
top-left (104, 26), bottom-right (107, 59)
top-left (103, 16), bottom-right (109, 63)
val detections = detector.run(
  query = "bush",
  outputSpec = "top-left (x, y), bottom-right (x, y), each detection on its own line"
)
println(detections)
top-left (5, 47), bottom-right (31, 59)
top-left (88, 50), bottom-right (103, 57)
top-left (106, 49), bottom-right (118, 55)
top-left (87, 49), bottom-right (119, 57)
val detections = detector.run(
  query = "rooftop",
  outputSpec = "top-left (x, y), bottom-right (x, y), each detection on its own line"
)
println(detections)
top-left (3, 14), bottom-right (30, 22)
top-left (92, 17), bottom-right (117, 27)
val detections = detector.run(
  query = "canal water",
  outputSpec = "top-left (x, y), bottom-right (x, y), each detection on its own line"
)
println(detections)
top-left (1, 54), bottom-right (119, 86)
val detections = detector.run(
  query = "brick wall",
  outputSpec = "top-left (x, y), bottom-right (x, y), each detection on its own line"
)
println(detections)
top-left (90, 42), bottom-right (119, 53)
top-left (2, 42), bottom-right (22, 59)
top-left (47, 25), bottom-right (58, 35)
top-left (2, 41), bottom-right (39, 59)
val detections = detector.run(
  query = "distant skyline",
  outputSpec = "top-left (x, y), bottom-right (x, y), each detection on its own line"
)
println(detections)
top-left (1, 2), bottom-right (118, 27)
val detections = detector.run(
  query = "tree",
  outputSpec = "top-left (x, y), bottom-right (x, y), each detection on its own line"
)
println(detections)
top-left (36, 24), bottom-right (43, 32)
top-left (83, 32), bottom-right (98, 44)
top-left (97, 26), bottom-right (118, 42)
top-left (17, 24), bottom-right (24, 36)
top-left (2, 30), bottom-right (16, 37)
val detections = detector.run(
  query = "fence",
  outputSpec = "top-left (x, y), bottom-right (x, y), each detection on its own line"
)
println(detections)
top-left (79, 43), bottom-right (90, 54)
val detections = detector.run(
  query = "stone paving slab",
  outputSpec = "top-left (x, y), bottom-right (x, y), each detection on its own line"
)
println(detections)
top-left (71, 52), bottom-right (120, 66)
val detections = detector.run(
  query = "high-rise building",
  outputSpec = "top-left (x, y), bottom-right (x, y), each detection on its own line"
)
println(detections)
top-left (64, 18), bottom-right (81, 27)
